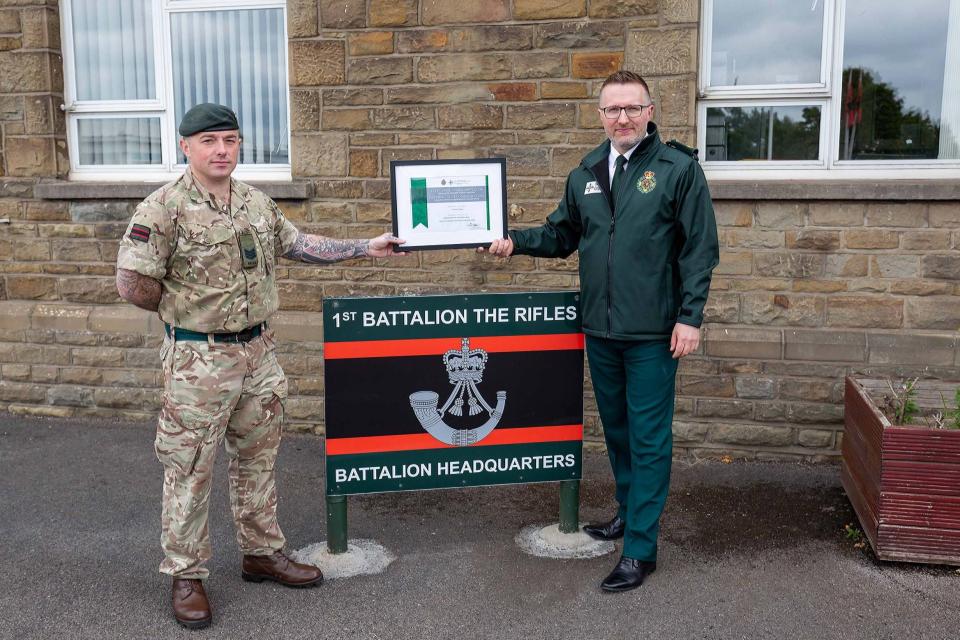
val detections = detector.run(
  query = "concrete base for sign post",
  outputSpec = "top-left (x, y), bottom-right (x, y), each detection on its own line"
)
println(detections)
top-left (292, 540), bottom-right (396, 579)
top-left (515, 524), bottom-right (615, 559)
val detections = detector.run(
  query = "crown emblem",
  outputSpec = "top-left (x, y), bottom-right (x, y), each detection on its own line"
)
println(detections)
top-left (409, 337), bottom-right (507, 446)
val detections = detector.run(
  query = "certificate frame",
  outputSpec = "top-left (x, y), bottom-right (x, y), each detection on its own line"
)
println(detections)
top-left (390, 158), bottom-right (508, 251)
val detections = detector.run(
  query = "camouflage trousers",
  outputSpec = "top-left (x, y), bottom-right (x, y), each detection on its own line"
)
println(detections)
top-left (156, 328), bottom-right (288, 579)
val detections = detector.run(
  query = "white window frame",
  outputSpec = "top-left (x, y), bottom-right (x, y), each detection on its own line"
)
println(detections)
top-left (60, 0), bottom-right (291, 182)
top-left (698, 0), bottom-right (960, 180)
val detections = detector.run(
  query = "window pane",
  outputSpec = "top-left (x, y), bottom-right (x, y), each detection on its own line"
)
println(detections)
top-left (710, 0), bottom-right (823, 87)
top-left (705, 106), bottom-right (821, 161)
top-left (841, 0), bottom-right (959, 160)
top-left (72, 0), bottom-right (155, 101)
top-left (171, 9), bottom-right (289, 165)
top-left (77, 118), bottom-right (162, 165)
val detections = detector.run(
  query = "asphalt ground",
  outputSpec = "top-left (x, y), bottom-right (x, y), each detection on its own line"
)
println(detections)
top-left (1, 414), bottom-right (958, 640)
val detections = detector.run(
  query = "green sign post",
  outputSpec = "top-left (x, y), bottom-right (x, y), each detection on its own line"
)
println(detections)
top-left (323, 291), bottom-right (584, 552)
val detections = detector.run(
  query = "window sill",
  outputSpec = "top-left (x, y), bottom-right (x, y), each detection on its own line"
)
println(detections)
top-left (707, 180), bottom-right (960, 201)
top-left (33, 180), bottom-right (313, 201)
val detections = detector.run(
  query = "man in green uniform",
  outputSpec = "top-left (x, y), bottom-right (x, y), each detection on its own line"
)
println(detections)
top-left (116, 103), bottom-right (406, 628)
top-left (485, 71), bottom-right (719, 592)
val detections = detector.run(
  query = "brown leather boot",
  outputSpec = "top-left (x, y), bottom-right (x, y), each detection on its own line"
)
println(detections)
top-left (241, 550), bottom-right (324, 588)
top-left (171, 578), bottom-right (212, 630)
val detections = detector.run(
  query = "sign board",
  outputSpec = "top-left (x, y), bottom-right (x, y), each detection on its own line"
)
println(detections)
top-left (323, 292), bottom-right (584, 495)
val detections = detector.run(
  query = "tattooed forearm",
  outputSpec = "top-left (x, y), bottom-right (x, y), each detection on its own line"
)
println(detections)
top-left (283, 232), bottom-right (370, 264)
top-left (116, 268), bottom-right (161, 311)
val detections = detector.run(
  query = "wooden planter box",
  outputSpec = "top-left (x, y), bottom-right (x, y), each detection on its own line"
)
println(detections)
top-left (842, 376), bottom-right (960, 565)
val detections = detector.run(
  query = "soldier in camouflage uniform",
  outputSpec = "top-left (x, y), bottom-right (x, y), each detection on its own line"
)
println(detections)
top-left (116, 103), bottom-right (405, 629)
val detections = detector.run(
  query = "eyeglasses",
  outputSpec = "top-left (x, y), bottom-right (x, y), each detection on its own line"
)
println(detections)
top-left (598, 104), bottom-right (653, 119)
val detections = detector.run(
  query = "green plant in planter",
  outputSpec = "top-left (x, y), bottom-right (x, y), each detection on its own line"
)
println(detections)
top-left (882, 377), bottom-right (920, 424)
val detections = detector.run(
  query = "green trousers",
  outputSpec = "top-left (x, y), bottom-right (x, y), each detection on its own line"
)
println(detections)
top-left (585, 336), bottom-right (678, 562)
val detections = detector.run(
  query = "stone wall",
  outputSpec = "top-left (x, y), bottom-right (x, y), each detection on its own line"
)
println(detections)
top-left (0, 0), bottom-right (958, 460)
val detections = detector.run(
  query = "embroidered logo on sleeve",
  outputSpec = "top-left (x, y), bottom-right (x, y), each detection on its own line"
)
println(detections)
top-left (584, 181), bottom-right (602, 195)
top-left (129, 224), bottom-right (151, 243)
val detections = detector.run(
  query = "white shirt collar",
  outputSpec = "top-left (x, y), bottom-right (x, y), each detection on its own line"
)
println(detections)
top-left (608, 136), bottom-right (644, 188)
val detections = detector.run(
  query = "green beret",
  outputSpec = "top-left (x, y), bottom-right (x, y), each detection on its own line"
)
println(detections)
top-left (178, 103), bottom-right (240, 137)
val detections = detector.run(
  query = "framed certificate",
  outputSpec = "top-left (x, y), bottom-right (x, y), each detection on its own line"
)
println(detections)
top-left (390, 158), bottom-right (508, 251)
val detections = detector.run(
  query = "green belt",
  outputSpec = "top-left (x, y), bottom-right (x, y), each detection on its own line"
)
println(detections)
top-left (165, 323), bottom-right (264, 343)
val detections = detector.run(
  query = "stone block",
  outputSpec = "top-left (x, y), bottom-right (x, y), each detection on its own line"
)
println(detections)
top-left (93, 387), bottom-right (161, 410)
top-left (512, 51), bottom-right (568, 79)
top-left (785, 229), bottom-right (840, 251)
top-left (513, 0), bottom-right (586, 20)
top-left (6, 275), bottom-right (56, 300)
top-left (870, 255), bottom-right (918, 278)
top-left (778, 379), bottom-right (837, 403)
top-left (540, 82), bottom-right (588, 99)
top-left (551, 146), bottom-right (593, 176)
top-left (310, 202), bottom-right (355, 223)
top-left (319, 0), bottom-right (365, 28)
top-left (713, 202), bottom-right (753, 227)
top-left (491, 146), bottom-right (550, 176)
top-left (422, 0), bottom-right (510, 24)
top-left (625, 28), bottom-right (696, 76)
top-left (322, 108), bottom-right (372, 130)
top-left (741, 293), bottom-right (824, 326)
top-left (707, 424), bottom-right (793, 447)
top-left (24, 96), bottom-right (52, 134)
top-left (576, 104), bottom-right (604, 129)
top-left (656, 77), bottom-right (694, 127)
top-left (68, 201), bottom-right (133, 223)
top-left (0, 381), bottom-right (46, 403)
top-left (703, 292), bottom-right (739, 323)
top-left (901, 230), bottom-right (950, 250)
top-left (488, 83), bottom-right (538, 101)
top-left (723, 229), bottom-right (783, 249)
top-left (313, 180), bottom-right (364, 199)
top-left (865, 203), bottom-right (927, 227)
top-left (0, 51), bottom-right (47, 92)
top-left (31, 303), bottom-right (89, 331)
top-left (826, 297), bottom-right (903, 328)
top-left (868, 333), bottom-right (956, 366)
top-left (324, 89), bottom-right (383, 106)
top-left (1, 364), bottom-right (30, 381)
top-left (571, 52), bottom-right (623, 79)
top-left (418, 53), bottom-right (511, 82)
top-left (715, 250), bottom-right (752, 275)
top-left (290, 40), bottom-right (344, 86)
top-left (791, 280), bottom-right (846, 293)
top-left (0, 9), bottom-right (20, 33)
top-left (5, 136), bottom-right (55, 177)
top-left (349, 149), bottom-right (379, 177)
top-left (291, 134), bottom-right (348, 177)
top-left (369, 0), bottom-right (418, 27)
top-left (672, 421), bottom-right (709, 443)
top-left (798, 429), bottom-right (834, 448)
top-left (437, 104), bottom-right (502, 130)
top-left (921, 255), bottom-right (960, 280)
top-left (844, 229), bottom-right (899, 249)
top-left (88, 306), bottom-right (151, 334)
top-left (534, 21), bottom-right (624, 49)
top-left (288, 0), bottom-right (319, 36)
top-left (825, 254), bottom-right (868, 277)
top-left (704, 327), bottom-right (781, 359)
top-left (889, 280), bottom-right (952, 296)
top-left (347, 56), bottom-right (412, 85)
top-left (48, 385), bottom-right (93, 407)
top-left (696, 399), bottom-right (754, 419)
top-left (928, 203), bottom-right (960, 227)
top-left (808, 203), bottom-right (865, 227)
top-left (588, 0), bottom-right (657, 18)
top-left (677, 375), bottom-right (736, 398)
top-left (348, 31), bottom-right (393, 56)
top-left (381, 148), bottom-right (433, 175)
top-left (506, 104), bottom-right (575, 130)
top-left (13, 239), bottom-right (49, 260)
top-left (291, 90), bottom-right (320, 131)
top-left (60, 278), bottom-right (119, 304)
top-left (755, 202), bottom-right (804, 228)
top-left (387, 84), bottom-right (490, 104)
top-left (905, 297), bottom-right (960, 330)
top-left (371, 107), bottom-right (435, 130)
top-left (754, 253), bottom-right (824, 278)
top-left (734, 376), bottom-right (777, 399)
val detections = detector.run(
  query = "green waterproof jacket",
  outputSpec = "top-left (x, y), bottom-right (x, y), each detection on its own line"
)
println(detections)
top-left (510, 123), bottom-right (719, 341)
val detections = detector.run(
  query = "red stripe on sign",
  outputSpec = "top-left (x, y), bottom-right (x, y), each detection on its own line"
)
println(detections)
top-left (324, 333), bottom-right (584, 359)
top-left (326, 424), bottom-right (583, 455)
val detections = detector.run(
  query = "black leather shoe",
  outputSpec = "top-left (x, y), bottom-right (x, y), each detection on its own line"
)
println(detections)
top-left (600, 556), bottom-right (656, 593)
top-left (583, 515), bottom-right (625, 540)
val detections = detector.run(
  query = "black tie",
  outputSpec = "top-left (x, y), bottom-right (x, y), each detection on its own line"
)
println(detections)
top-left (611, 155), bottom-right (626, 210)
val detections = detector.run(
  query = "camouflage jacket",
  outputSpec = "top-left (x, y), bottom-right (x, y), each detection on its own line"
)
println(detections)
top-left (117, 168), bottom-right (300, 333)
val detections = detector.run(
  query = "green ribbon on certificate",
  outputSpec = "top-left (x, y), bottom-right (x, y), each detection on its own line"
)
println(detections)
top-left (411, 178), bottom-right (428, 228)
